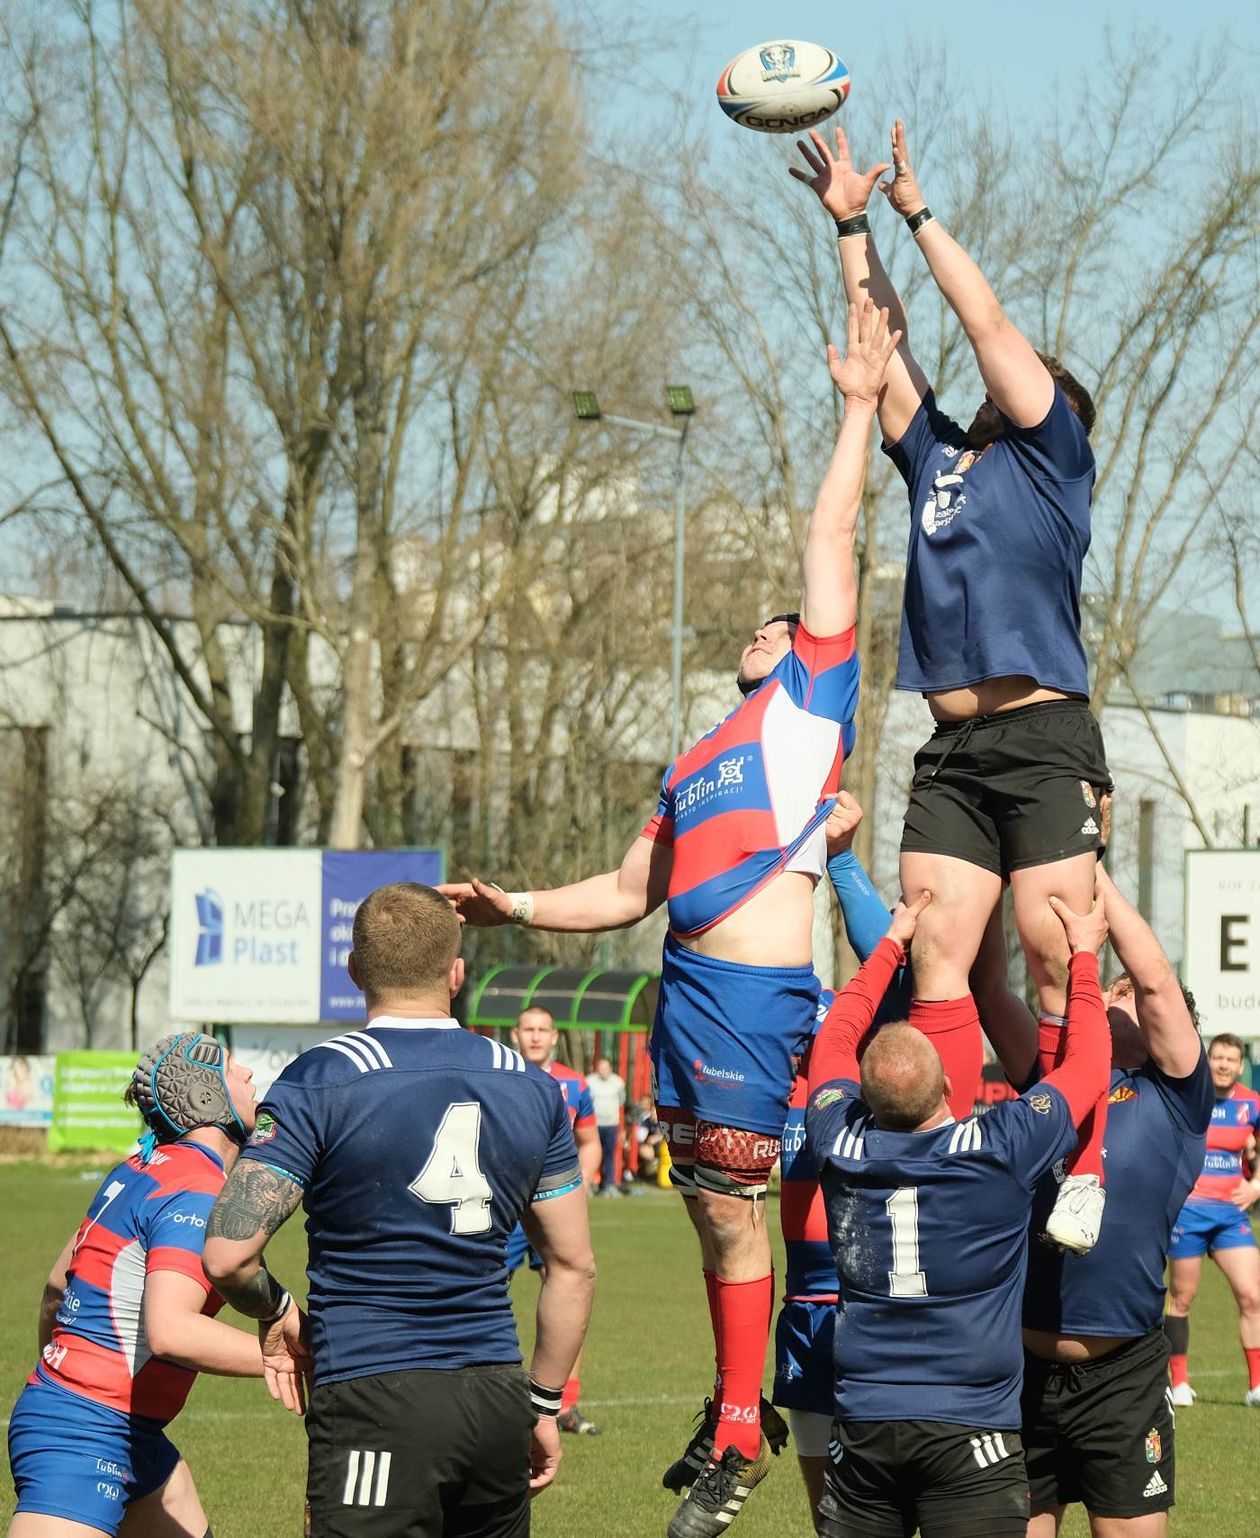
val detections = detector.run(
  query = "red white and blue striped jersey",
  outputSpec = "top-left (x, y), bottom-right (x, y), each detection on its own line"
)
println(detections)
top-left (548, 1061), bottom-right (596, 1130)
top-left (33, 1141), bottom-right (226, 1423)
top-left (1188, 1083), bottom-right (1260, 1203)
top-left (642, 624), bottom-right (859, 937)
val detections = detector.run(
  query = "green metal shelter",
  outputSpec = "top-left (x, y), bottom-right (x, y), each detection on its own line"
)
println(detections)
top-left (466, 965), bottom-right (658, 1032)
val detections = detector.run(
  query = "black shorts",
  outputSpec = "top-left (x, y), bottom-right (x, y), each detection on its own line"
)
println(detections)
top-left (816, 1419), bottom-right (1029, 1538)
top-left (901, 699), bottom-right (1110, 878)
top-left (1021, 1328), bottom-right (1175, 1518)
top-left (305, 1364), bottom-right (533, 1538)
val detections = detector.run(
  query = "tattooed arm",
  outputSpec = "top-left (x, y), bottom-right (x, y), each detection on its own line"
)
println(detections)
top-left (203, 1160), bottom-right (312, 1413)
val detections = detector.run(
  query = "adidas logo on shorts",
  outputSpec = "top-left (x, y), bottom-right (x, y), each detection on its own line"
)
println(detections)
top-left (343, 1450), bottom-right (392, 1507)
top-left (1143, 1470), bottom-right (1168, 1498)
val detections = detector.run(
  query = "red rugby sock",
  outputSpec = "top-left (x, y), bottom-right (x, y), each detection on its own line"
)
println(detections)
top-left (1039, 1014), bottom-right (1107, 1180)
top-left (561, 1377), bottom-right (580, 1413)
top-left (704, 1269), bottom-right (722, 1402)
top-left (711, 1273), bottom-right (773, 1461)
top-left (1169, 1354), bottom-right (1189, 1389)
top-left (909, 996), bottom-right (984, 1119)
top-left (1244, 1347), bottom-right (1260, 1391)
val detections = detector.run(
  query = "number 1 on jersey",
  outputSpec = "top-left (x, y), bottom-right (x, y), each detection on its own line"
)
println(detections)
top-left (409, 1102), bottom-right (494, 1235)
top-left (885, 1186), bottom-right (928, 1297)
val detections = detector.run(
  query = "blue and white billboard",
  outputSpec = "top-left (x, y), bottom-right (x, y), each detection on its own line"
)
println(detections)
top-left (169, 848), bottom-right (445, 1024)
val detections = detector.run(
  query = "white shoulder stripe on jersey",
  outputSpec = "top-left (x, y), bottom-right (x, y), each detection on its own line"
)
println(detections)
top-left (487, 1038), bottom-right (527, 1072)
top-left (317, 1038), bottom-right (373, 1074)
top-left (342, 1031), bottom-right (392, 1070)
top-left (949, 1118), bottom-right (983, 1154)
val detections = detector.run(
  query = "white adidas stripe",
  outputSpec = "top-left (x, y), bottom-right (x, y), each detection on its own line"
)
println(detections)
top-left (343, 1030), bottom-right (392, 1070)
top-left (342, 1449), bottom-right (392, 1506)
top-left (319, 1039), bottom-right (373, 1074)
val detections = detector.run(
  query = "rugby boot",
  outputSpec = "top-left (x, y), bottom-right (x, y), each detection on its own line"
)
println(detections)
top-left (1044, 1172), bottom-right (1105, 1254)
top-left (666, 1437), bottom-right (774, 1538)
top-left (558, 1403), bottom-right (601, 1435)
top-left (1169, 1382), bottom-right (1196, 1408)
top-left (661, 1397), bottom-right (787, 1492)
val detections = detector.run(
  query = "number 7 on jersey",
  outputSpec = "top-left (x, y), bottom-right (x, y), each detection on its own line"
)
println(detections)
top-left (409, 1102), bottom-right (494, 1234)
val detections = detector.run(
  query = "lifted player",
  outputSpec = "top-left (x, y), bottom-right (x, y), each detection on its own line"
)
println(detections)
top-left (7, 1035), bottom-right (300, 1538)
top-left (507, 1006), bottom-right (603, 1434)
top-left (1165, 1031), bottom-right (1260, 1408)
top-left (792, 119), bottom-right (1111, 1253)
top-left (441, 300), bottom-right (899, 1538)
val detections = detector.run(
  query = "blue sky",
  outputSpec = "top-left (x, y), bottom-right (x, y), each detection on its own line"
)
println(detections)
top-left (629, 0), bottom-right (1257, 112)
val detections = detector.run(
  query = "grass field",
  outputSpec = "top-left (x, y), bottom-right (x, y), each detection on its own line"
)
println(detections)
top-left (3, 1162), bottom-right (1260, 1537)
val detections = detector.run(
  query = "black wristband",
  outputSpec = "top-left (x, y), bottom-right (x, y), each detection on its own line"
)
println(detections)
top-left (905, 206), bottom-right (935, 235)
top-left (833, 213), bottom-right (870, 238)
top-left (257, 1272), bottom-right (292, 1325)
top-left (529, 1378), bottom-right (564, 1417)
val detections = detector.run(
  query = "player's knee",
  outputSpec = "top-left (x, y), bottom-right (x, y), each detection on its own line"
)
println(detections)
top-left (693, 1122), bottom-right (780, 1205)
top-left (1235, 1286), bottom-right (1260, 1317)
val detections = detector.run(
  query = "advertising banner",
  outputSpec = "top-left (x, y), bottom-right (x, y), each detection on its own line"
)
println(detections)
top-left (48, 1052), bottom-right (140, 1153)
top-left (170, 848), bottom-right (445, 1025)
top-left (227, 1025), bottom-right (337, 1097)
top-left (0, 1054), bottom-right (55, 1125)
top-left (1185, 850), bottom-right (1260, 1039)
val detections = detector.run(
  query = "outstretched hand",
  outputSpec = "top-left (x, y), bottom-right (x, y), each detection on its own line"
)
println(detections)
top-left (828, 300), bottom-right (902, 405)
top-left (436, 879), bottom-right (514, 927)
top-left (789, 124), bottom-right (890, 221)
top-left (1048, 873), bottom-right (1109, 956)
top-left (877, 119), bottom-right (928, 218)
top-left (888, 890), bottom-right (932, 949)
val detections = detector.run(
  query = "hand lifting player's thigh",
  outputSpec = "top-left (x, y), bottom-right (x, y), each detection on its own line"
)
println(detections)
top-left (120, 1460), bottom-right (209, 1538)
top-left (899, 849), bottom-right (1003, 998)
top-left (1010, 852), bottom-right (1099, 1014)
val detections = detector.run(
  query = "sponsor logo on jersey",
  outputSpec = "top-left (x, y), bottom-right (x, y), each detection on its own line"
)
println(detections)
top-left (1109, 1085), bottom-right (1137, 1104)
top-left (693, 1058), bottom-right (746, 1085)
top-left (171, 1210), bottom-right (206, 1226)
top-left (249, 1111), bottom-right (278, 1146)
top-left (1144, 1428), bottom-right (1162, 1464)
top-left (1027, 1093), bottom-right (1053, 1115)
top-left (811, 1087), bottom-right (846, 1110)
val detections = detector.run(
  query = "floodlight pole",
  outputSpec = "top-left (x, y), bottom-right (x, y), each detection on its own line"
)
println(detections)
top-left (572, 402), bottom-right (692, 763)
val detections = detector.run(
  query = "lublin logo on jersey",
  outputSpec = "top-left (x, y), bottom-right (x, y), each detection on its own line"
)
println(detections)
top-left (1027, 1093), bottom-right (1053, 1115)
top-left (693, 1058), bottom-right (746, 1086)
top-left (674, 754), bottom-right (753, 824)
top-left (811, 1087), bottom-right (846, 1111)
top-left (758, 42), bottom-right (798, 80)
top-left (1109, 1084), bottom-right (1137, 1105)
top-left (248, 1111), bottom-right (278, 1146)
top-left (1144, 1428), bottom-right (1162, 1464)
top-left (193, 888), bottom-right (311, 969)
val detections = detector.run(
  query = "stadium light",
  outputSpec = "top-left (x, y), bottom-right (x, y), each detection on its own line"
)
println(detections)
top-left (571, 388), bottom-right (697, 761)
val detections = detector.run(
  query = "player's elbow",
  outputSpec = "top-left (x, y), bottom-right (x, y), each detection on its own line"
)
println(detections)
top-left (200, 1239), bottom-right (249, 1293)
top-left (965, 300), bottom-right (1009, 343)
top-left (144, 1306), bottom-right (192, 1362)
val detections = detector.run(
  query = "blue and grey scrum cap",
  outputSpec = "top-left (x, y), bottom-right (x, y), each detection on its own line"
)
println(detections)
top-left (130, 1032), bottom-right (246, 1155)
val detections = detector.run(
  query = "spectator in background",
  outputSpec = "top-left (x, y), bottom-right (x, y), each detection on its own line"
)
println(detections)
top-left (588, 1057), bottom-right (626, 1196)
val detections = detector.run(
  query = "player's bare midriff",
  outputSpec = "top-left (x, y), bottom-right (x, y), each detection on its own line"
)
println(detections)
top-left (926, 675), bottom-right (1080, 722)
top-left (1022, 1327), bottom-right (1133, 1364)
top-left (678, 869), bottom-right (817, 969)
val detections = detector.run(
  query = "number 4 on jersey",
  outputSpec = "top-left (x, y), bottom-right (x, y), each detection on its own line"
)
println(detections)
top-left (409, 1102), bottom-right (494, 1234)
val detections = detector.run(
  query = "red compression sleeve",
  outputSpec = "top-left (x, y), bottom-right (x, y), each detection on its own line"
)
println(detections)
top-left (807, 936), bottom-right (906, 1094)
top-left (1041, 953), bottom-right (1111, 1126)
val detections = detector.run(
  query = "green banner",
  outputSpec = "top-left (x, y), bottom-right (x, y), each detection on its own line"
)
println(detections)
top-left (48, 1052), bottom-right (141, 1153)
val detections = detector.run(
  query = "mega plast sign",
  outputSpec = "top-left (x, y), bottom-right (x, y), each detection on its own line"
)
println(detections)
top-left (169, 848), bottom-right (443, 1024)
top-left (1185, 850), bottom-right (1260, 1039)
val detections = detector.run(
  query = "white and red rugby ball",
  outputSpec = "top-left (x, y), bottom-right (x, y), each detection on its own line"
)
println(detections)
top-left (716, 40), bottom-right (850, 134)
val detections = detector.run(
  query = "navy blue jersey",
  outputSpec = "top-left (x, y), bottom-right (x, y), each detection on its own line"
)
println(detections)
top-left (884, 385), bottom-right (1094, 697)
top-left (1023, 1054), bottom-right (1212, 1337)
top-left (807, 1077), bottom-right (1077, 1428)
top-left (239, 1019), bottom-right (582, 1383)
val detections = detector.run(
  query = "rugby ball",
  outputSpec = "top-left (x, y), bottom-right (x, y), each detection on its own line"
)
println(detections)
top-left (716, 40), bottom-right (850, 134)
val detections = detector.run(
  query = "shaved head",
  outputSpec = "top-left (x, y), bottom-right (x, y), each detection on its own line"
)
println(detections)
top-left (860, 1023), bottom-right (947, 1130)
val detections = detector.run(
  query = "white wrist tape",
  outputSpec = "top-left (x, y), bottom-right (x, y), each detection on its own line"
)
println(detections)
top-left (505, 891), bottom-right (535, 926)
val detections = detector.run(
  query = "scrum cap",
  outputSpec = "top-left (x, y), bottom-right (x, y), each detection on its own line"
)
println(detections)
top-left (131, 1032), bottom-right (246, 1147)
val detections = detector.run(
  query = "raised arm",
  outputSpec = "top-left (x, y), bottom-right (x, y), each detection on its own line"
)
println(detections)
top-left (791, 125), bottom-right (930, 444)
top-left (1095, 863), bottom-right (1202, 1078)
top-left (1038, 891), bottom-right (1112, 1128)
top-left (823, 791), bottom-right (892, 964)
top-left (880, 119), bottom-right (1052, 430)
top-left (799, 300), bottom-right (901, 636)
top-left (438, 830), bottom-right (672, 933)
